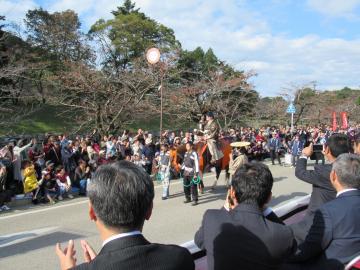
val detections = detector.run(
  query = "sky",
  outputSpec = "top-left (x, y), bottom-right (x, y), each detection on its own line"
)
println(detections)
top-left (1, 0), bottom-right (360, 96)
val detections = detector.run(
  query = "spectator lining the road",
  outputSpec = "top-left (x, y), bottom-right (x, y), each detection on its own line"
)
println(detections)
top-left (291, 134), bottom-right (351, 242)
top-left (0, 122), bottom-right (359, 209)
top-left (22, 160), bottom-right (40, 204)
top-left (56, 166), bottom-right (74, 200)
top-left (55, 161), bottom-right (195, 270)
top-left (284, 154), bottom-right (360, 269)
top-left (74, 160), bottom-right (90, 196)
top-left (194, 162), bottom-right (295, 270)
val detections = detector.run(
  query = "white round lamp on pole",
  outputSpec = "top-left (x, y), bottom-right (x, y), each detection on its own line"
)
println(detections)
top-left (146, 48), bottom-right (163, 139)
top-left (146, 48), bottom-right (161, 65)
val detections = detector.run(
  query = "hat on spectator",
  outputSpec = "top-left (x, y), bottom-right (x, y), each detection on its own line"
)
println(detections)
top-left (121, 135), bottom-right (129, 142)
top-left (45, 160), bottom-right (54, 167)
top-left (230, 141), bottom-right (251, 148)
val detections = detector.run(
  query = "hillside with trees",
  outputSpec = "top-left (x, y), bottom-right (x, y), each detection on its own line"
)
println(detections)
top-left (0, 1), bottom-right (359, 135)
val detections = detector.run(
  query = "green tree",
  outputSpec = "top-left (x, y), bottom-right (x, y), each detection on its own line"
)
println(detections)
top-left (111, 0), bottom-right (140, 16)
top-left (89, 0), bottom-right (180, 71)
top-left (25, 8), bottom-right (91, 63)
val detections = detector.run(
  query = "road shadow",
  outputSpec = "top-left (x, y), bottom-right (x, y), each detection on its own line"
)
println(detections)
top-left (197, 186), bottom-right (228, 205)
top-left (269, 192), bottom-right (308, 207)
top-left (0, 231), bottom-right (84, 259)
top-left (168, 192), bottom-right (186, 199)
top-left (0, 233), bottom-right (37, 246)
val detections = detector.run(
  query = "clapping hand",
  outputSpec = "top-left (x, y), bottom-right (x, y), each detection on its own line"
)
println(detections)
top-left (56, 240), bottom-right (77, 270)
top-left (81, 240), bottom-right (97, 263)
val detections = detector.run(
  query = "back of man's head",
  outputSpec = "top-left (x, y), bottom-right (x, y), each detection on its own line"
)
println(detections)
top-left (332, 153), bottom-right (360, 189)
top-left (87, 161), bottom-right (154, 231)
top-left (327, 134), bottom-right (351, 157)
top-left (232, 162), bottom-right (273, 207)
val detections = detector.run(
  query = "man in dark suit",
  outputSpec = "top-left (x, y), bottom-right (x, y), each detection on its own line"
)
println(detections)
top-left (284, 153), bottom-right (360, 270)
top-left (268, 132), bottom-right (282, 165)
top-left (194, 162), bottom-right (295, 270)
top-left (56, 161), bottom-right (194, 270)
top-left (292, 134), bottom-right (351, 241)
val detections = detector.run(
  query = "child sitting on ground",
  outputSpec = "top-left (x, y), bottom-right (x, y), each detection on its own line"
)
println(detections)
top-left (39, 171), bottom-right (58, 204)
top-left (22, 160), bottom-right (40, 204)
top-left (55, 166), bottom-right (74, 200)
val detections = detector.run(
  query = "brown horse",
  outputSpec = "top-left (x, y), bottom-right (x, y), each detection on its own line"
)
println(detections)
top-left (176, 138), bottom-right (232, 188)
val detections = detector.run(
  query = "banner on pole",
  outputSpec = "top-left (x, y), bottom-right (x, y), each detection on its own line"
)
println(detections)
top-left (332, 111), bottom-right (337, 131)
top-left (340, 112), bottom-right (348, 129)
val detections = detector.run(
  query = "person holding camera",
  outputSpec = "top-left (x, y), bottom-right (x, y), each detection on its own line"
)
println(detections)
top-left (292, 133), bottom-right (351, 242)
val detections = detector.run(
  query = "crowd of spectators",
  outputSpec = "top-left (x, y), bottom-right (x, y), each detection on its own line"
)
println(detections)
top-left (0, 123), bottom-right (359, 211)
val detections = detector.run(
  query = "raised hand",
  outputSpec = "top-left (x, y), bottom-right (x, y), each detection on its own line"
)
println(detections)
top-left (55, 240), bottom-right (77, 270)
top-left (80, 240), bottom-right (97, 263)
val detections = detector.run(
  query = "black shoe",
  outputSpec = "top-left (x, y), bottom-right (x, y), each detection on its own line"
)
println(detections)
top-left (183, 198), bottom-right (191, 204)
top-left (191, 201), bottom-right (198, 206)
top-left (162, 196), bottom-right (168, 200)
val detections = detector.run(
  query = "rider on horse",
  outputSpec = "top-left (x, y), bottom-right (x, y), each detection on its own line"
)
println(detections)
top-left (204, 112), bottom-right (224, 164)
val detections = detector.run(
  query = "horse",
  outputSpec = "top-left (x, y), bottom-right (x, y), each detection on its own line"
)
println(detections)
top-left (176, 138), bottom-right (232, 189)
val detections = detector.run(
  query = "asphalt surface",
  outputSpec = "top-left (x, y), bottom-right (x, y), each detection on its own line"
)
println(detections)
top-left (0, 161), bottom-right (312, 270)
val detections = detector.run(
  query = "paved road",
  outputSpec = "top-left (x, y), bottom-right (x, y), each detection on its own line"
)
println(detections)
top-left (0, 162), bottom-right (312, 270)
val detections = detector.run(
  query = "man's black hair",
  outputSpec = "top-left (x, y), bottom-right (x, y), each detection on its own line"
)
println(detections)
top-left (87, 161), bottom-right (154, 231)
top-left (231, 162), bottom-right (273, 207)
top-left (327, 133), bottom-right (351, 157)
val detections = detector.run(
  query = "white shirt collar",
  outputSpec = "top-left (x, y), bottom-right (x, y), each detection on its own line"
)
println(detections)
top-left (102, 231), bottom-right (142, 247)
top-left (336, 188), bottom-right (357, 198)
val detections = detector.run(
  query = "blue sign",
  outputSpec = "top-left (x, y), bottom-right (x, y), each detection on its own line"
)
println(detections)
top-left (286, 103), bottom-right (296, 114)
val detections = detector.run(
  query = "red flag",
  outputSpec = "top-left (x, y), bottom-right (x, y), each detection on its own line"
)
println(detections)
top-left (340, 112), bottom-right (348, 129)
top-left (332, 112), bottom-right (337, 131)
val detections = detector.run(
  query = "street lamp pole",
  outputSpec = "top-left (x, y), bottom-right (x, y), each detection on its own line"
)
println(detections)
top-left (159, 82), bottom-right (163, 138)
top-left (146, 48), bottom-right (162, 138)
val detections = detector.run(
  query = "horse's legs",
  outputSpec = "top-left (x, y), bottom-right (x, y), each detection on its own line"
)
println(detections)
top-left (225, 166), bottom-right (230, 187)
top-left (198, 171), bottom-right (204, 194)
top-left (211, 162), bottom-right (222, 189)
top-left (216, 164), bottom-right (221, 180)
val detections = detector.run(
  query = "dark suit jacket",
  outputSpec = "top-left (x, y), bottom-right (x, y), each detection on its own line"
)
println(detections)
top-left (292, 159), bottom-right (335, 242)
top-left (295, 158), bottom-right (334, 216)
top-left (287, 190), bottom-right (360, 270)
top-left (194, 204), bottom-right (295, 270)
top-left (72, 234), bottom-right (195, 270)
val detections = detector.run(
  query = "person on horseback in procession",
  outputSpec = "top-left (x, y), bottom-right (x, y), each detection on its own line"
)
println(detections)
top-left (204, 112), bottom-right (224, 164)
top-left (181, 142), bottom-right (200, 206)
